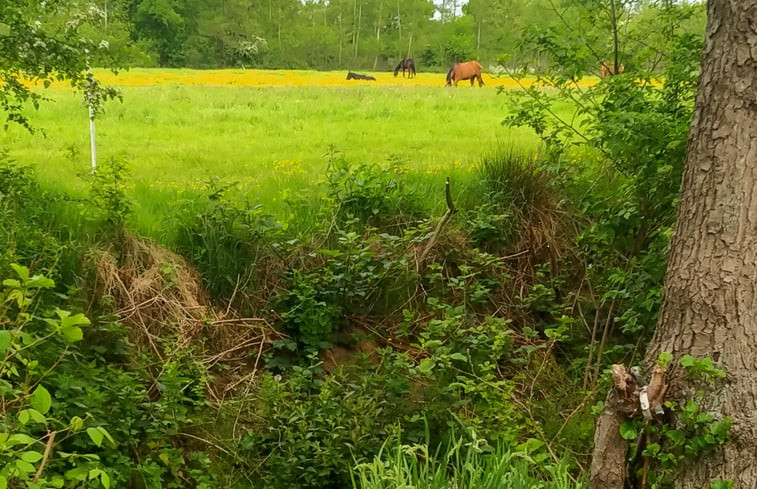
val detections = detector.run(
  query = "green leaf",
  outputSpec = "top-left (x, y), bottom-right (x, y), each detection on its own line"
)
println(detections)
top-left (449, 352), bottom-right (467, 362)
top-left (641, 442), bottom-right (661, 457)
top-left (18, 409), bottom-right (47, 426)
top-left (26, 275), bottom-right (55, 289)
top-left (69, 416), bottom-right (84, 432)
top-left (65, 466), bottom-right (89, 481)
top-left (417, 358), bottom-right (435, 375)
top-left (1, 279), bottom-right (20, 288)
top-left (100, 470), bottom-right (111, 489)
top-left (7, 433), bottom-right (36, 446)
top-left (11, 264), bottom-right (29, 281)
top-left (61, 326), bottom-right (84, 343)
top-left (680, 354), bottom-right (696, 368)
top-left (664, 429), bottom-right (685, 446)
top-left (97, 427), bottom-right (116, 448)
top-left (619, 420), bottom-right (638, 440)
top-left (59, 311), bottom-right (90, 328)
top-left (0, 475), bottom-right (7, 489)
top-left (656, 352), bottom-right (673, 366)
top-left (14, 459), bottom-right (35, 475)
top-left (87, 427), bottom-right (104, 447)
top-left (0, 330), bottom-right (12, 354)
top-left (31, 385), bottom-right (52, 414)
top-left (20, 451), bottom-right (43, 463)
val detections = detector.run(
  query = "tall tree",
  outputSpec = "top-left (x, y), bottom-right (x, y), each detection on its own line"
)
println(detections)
top-left (591, 0), bottom-right (757, 488)
top-left (0, 0), bottom-right (119, 128)
top-left (641, 0), bottom-right (757, 486)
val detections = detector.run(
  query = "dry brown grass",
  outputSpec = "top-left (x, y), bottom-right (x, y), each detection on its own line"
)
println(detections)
top-left (91, 233), bottom-right (281, 402)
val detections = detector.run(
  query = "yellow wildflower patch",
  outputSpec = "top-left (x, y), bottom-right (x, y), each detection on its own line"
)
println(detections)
top-left (40, 68), bottom-right (598, 89)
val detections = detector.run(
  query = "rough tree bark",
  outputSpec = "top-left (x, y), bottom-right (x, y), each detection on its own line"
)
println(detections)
top-left (641, 0), bottom-right (757, 488)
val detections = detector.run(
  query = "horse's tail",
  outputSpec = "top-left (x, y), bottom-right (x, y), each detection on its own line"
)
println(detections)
top-left (446, 68), bottom-right (453, 86)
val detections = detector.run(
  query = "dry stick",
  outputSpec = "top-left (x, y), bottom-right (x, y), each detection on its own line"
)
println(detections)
top-left (33, 430), bottom-right (56, 483)
top-left (417, 177), bottom-right (456, 271)
top-left (591, 298), bottom-right (617, 391)
top-left (225, 334), bottom-right (267, 393)
top-left (582, 306), bottom-right (601, 391)
top-left (581, 279), bottom-right (601, 391)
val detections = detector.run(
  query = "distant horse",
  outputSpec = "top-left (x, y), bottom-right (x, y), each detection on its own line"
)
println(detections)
top-left (393, 58), bottom-right (416, 78)
top-left (600, 62), bottom-right (625, 77)
top-left (346, 71), bottom-right (376, 81)
top-left (445, 61), bottom-right (484, 87)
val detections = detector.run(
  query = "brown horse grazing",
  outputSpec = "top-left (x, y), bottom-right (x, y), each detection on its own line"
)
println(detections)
top-left (346, 71), bottom-right (376, 81)
top-left (445, 61), bottom-right (484, 87)
top-left (600, 62), bottom-right (625, 77)
top-left (393, 58), bottom-right (416, 78)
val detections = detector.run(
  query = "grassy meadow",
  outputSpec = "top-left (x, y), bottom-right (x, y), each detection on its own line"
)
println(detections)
top-left (1, 68), bottom-right (570, 237)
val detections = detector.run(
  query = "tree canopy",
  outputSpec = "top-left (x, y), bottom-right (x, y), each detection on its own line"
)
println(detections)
top-left (41, 0), bottom-right (705, 71)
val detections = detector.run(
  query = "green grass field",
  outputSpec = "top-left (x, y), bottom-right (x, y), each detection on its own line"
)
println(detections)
top-left (1, 70), bottom-right (554, 236)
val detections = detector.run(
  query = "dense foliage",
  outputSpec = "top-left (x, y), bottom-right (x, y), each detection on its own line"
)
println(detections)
top-left (0, 0), bottom-right (712, 487)
top-left (4, 0), bottom-right (705, 71)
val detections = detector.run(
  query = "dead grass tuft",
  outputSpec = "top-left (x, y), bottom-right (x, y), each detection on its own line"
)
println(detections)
top-left (91, 233), bottom-right (281, 402)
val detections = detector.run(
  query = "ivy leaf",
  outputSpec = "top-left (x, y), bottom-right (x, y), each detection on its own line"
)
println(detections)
top-left (31, 385), bottom-right (52, 414)
top-left (664, 429), bottom-right (685, 446)
top-left (619, 420), bottom-right (637, 440)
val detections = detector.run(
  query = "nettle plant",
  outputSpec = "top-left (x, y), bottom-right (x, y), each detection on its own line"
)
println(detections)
top-left (0, 265), bottom-right (114, 488)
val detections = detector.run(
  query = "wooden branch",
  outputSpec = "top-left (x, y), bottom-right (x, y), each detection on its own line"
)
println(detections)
top-left (590, 365), bottom-right (639, 489)
top-left (417, 177), bottom-right (456, 270)
top-left (33, 430), bottom-right (56, 483)
top-left (590, 364), bottom-right (669, 489)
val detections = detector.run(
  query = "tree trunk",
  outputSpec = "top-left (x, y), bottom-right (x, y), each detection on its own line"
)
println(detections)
top-left (373, 0), bottom-right (383, 70)
top-left (641, 0), bottom-right (757, 488)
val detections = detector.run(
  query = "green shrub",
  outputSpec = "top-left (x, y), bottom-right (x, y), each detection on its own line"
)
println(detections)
top-left (172, 178), bottom-right (282, 306)
top-left (326, 151), bottom-right (421, 229)
top-left (240, 362), bottom-right (396, 489)
top-left (0, 262), bottom-right (227, 488)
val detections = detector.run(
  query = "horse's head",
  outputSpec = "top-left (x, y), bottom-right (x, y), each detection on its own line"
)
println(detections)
top-left (346, 72), bottom-right (353, 80)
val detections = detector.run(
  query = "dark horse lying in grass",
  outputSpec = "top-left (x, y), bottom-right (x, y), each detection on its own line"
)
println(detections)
top-left (346, 71), bottom-right (376, 81)
top-left (445, 61), bottom-right (484, 87)
top-left (393, 58), bottom-right (416, 78)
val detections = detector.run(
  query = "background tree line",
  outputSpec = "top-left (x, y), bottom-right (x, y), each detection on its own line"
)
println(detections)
top-left (87, 0), bottom-right (706, 72)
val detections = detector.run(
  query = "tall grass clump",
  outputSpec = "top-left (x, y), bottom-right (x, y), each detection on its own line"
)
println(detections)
top-left (171, 177), bottom-right (283, 309)
top-left (479, 148), bottom-right (552, 214)
top-left (471, 147), bottom-right (567, 262)
top-left (352, 434), bottom-right (584, 489)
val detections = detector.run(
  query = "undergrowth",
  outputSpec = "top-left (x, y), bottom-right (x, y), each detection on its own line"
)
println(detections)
top-left (0, 30), bottom-right (701, 485)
